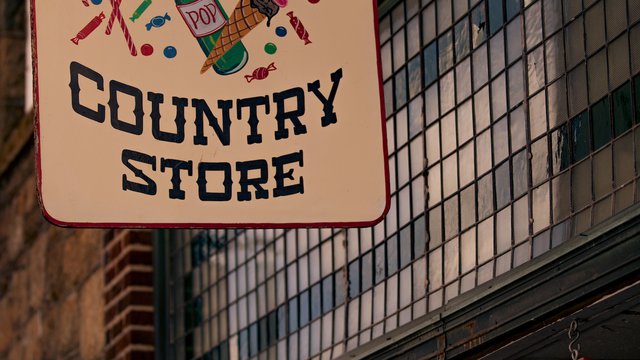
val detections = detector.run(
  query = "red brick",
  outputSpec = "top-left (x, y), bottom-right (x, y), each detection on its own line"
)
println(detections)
top-left (123, 349), bottom-right (154, 360)
top-left (104, 241), bottom-right (122, 266)
top-left (106, 319), bottom-right (124, 343)
top-left (105, 267), bottom-right (118, 285)
top-left (105, 290), bottom-right (153, 324)
top-left (126, 310), bottom-right (154, 326)
top-left (105, 249), bottom-right (153, 284)
top-left (105, 271), bottom-right (153, 304)
top-left (106, 329), bottom-right (154, 359)
top-left (107, 310), bottom-right (154, 341)
top-left (117, 250), bottom-right (153, 269)
top-left (124, 230), bottom-right (153, 247)
top-left (103, 229), bottom-right (116, 247)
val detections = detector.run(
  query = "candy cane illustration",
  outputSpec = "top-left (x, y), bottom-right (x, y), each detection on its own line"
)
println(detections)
top-left (105, 0), bottom-right (138, 56)
top-left (105, 0), bottom-right (120, 34)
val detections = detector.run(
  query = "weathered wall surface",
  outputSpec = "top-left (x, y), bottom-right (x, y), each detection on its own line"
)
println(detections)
top-left (0, 123), bottom-right (107, 359)
top-left (1, 1), bottom-right (157, 358)
top-left (0, 140), bottom-right (107, 360)
top-left (0, 1), bottom-right (107, 359)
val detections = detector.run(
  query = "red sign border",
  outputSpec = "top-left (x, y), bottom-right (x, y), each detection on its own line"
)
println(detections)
top-left (30, 0), bottom-right (391, 229)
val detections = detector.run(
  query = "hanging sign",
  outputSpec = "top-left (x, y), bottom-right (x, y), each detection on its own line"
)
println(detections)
top-left (31, 0), bottom-right (389, 227)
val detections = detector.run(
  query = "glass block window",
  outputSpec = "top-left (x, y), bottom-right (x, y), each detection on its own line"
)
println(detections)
top-left (163, 0), bottom-right (640, 359)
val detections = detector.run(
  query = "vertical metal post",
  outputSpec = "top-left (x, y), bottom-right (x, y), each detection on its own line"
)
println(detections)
top-left (153, 229), bottom-right (170, 360)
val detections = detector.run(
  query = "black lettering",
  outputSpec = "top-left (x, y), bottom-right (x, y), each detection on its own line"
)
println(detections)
top-left (307, 68), bottom-right (343, 127)
top-left (69, 61), bottom-right (105, 123)
top-left (160, 158), bottom-right (193, 200)
top-left (272, 150), bottom-right (304, 197)
top-left (236, 159), bottom-right (269, 201)
top-left (237, 96), bottom-right (269, 144)
top-left (149, 92), bottom-right (187, 143)
top-left (122, 149), bottom-right (157, 195)
top-left (197, 162), bottom-right (232, 201)
top-left (192, 98), bottom-right (232, 146)
top-left (273, 87), bottom-right (307, 140)
top-left (109, 80), bottom-right (144, 135)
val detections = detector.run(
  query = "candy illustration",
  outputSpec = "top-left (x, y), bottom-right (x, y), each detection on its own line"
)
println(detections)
top-left (245, 63), bottom-right (277, 83)
top-left (273, 0), bottom-right (287, 6)
top-left (82, 0), bottom-right (90, 6)
top-left (308, 0), bottom-right (319, 3)
top-left (264, 42), bottom-right (277, 54)
top-left (275, 26), bottom-right (287, 37)
top-left (71, 12), bottom-right (105, 45)
top-left (141, 43), bottom-right (154, 56)
top-left (91, 0), bottom-right (103, 4)
top-left (287, 11), bottom-right (311, 45)
top-left (200, 0), bottom-right (280, 74)
top-left (130, 0), bottom-right (152, 22)
top-left (105, 0), bottom-right (138, 56)
top-left (146, 13), bottom-right (171, 31)
top-left (164, 46), bottom-right (177, 58)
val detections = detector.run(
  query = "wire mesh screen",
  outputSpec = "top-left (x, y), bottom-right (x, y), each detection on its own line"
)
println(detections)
top-left (163, 0), bottom-right (640, 358)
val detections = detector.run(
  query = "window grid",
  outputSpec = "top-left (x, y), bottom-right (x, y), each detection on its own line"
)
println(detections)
top-left (165, 0), bottom-right (640, 359)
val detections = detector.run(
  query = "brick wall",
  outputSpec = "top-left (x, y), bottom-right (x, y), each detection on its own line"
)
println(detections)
top-left (0, 144), bottom-right (107, 360)
top-left (104, 230), bottom-right (154, 360)
top-left (0, 1), bottom-right (156, 359)
top-left (0, 0), bottom-right (25, 143)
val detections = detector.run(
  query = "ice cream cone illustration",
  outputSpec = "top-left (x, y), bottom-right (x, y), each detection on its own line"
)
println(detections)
top-left (200, 0), bottom-right (279, 74)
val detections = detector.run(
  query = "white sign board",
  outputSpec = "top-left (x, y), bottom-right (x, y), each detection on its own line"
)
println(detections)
top-left (32, 0), bottom-right (389, 227)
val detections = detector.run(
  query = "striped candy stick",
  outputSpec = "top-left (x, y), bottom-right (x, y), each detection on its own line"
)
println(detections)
top-left (105, 0), bottom-right (119, 35)
top-left (105, 0), bottom-right (137, 56)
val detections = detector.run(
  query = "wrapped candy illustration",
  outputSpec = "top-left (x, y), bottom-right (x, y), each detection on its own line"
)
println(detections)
top-left (287, 11), bottom-right (311, 45)
top-left (245, 63), bottom-right (277, 82)
top-left (146, 13), bottom-right (171, 31)
top-left (130, 0), bottom-right (152, 22)
top-left (71, 12), bottom-right (105, 45)
top-left (200, 0), bottom-right (280, 74)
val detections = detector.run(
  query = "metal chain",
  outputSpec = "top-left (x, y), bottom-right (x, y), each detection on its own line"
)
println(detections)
top-left (568, 320), bottom-right (581, 360)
